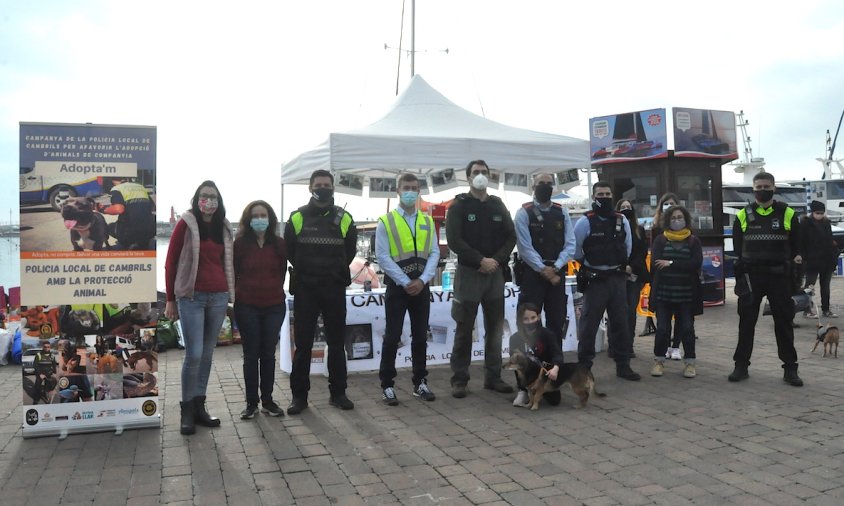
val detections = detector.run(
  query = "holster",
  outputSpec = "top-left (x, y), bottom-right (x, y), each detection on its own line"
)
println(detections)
top-left (288, 266), bottom-right (297, 296)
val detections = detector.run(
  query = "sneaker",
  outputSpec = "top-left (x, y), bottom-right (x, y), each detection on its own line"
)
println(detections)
top-left (451, 384), bottom-right (467, 399)
top-left (804, 311), bottom-right (819, 319)
top-left (329, 394), bottom-right (355, 410)
top-left (665, 347), bottom-right (674, 359)
top-left (670, 348), bottom-right (682, 360)
top-left (483, 379), bottom-right (514, 394)
top-left (650, 361), bottom-right (664, 377)
top-left (261, 401), bottom-right (285, 417)
top-left (728, 364), bottom-right (749, 382)
top-left (240, 403), bottom-right (258, 420)
top-left (683, 364), bottom-right (696, 378)
top-left (287, 398), bottom-right (308, 415)
top-left (823, 311), bottom-right (838, 318)
top-left (512, 390), bottom-right (530, 407)
top-left (413, 380), bottom-right (435, 401)
top-left (382, 387), bottom-right (399, 406)
top-left (783, 369), bottom-right (804, 387)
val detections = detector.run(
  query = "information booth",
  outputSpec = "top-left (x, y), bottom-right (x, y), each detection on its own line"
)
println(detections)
top-left (597, 152), bottom-right (727, 306)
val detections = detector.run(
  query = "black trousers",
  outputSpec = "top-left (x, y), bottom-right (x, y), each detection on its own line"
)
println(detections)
top-left (734, 271), bottom-right (798, 369)
top-left (518, 268), bottom-right (567, 349)
top-left (577, 273), bottom-right (632, 368)
top-left (290, 284), bottom-right (347, 399)
top-left (379, 283), bottom-right (431, 388)
top-left (805, 268), bottom-right (834, 313)
top-left (235, 302), bottom-right (286, 405)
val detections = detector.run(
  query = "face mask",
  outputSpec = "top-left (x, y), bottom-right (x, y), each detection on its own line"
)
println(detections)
top-left (662, 203), bottom-right (674, 212)
top-left (312, 187), bottom-right (334, 202)
top-left (250, 217), bottom-right (269, 232)
top-left (593, 197), bottom-right (614, 216)
top-left (669, 219), bottom-right (686, 231)
top-left (754, 189), bottom-right (774, 203)
top-left (471, 174), bottom-right (489, 191)
top-left (523, 322), bottom-right (539, 335)
top-left (534, 184), bottom-right (553, 203)
top-left (620, 209), bottom-right (635, 223)
top-left (198, 198), bottom-right (218, 214)
top-left (399, 191), bottom-right (419, 207)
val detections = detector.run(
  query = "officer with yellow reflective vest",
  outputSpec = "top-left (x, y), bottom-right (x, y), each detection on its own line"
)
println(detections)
top-left (284, 170), bottom-right (358, 414)
top-left (375, 173), bottom-right (440, 406)
top-left (729, 171), bottom-right (804, 387)
top-left (100, 178), bottom-right (156, 250)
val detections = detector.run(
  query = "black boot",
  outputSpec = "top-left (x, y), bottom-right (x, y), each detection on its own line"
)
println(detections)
top-left (783, 367), bottom-right (804, 387)
top-left (193, 395), bottom-right (221, 427)
top-left (728, 364), bottom-right (749, 382)
top-left (180, 401), bottom-right (195, 435)
top-left (616, 362), bottom-right (641, 381)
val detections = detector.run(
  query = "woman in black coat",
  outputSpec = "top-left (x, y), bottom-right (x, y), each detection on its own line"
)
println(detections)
top-left (801, 200), bottom-right (839, 318)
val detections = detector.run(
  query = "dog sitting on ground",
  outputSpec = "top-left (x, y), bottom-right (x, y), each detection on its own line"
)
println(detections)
top-left (503, 350), bottom-right (605, 410)
top-left (812, 324), bottom-right (839, 358)
top-left (61, 197), bottom-right (110, 251)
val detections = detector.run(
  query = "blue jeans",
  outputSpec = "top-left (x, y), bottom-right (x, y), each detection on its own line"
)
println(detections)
top-left (234, 302), bottom-right (286, 404)
top-left (178, 291), bottom-right (229, 402)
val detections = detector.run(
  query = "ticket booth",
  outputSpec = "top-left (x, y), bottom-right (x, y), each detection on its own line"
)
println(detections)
top-left (596, 152), bottom-right (727, 305)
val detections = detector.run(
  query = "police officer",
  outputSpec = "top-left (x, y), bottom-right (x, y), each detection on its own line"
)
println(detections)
top-left (376, 173), bottom-right (440, 405)
top-left (515, 173), bottom-right (575, 350)
top-left (447, 160), bottom-right (517, 398)
top-left (100, 178), bottom-right (156, 250)
top-left (573, 181), bottom-right (640, 380)
top-left (729, 171), bottom-right (803, 386)
top-left (284, 170), bottom-right (358, 413)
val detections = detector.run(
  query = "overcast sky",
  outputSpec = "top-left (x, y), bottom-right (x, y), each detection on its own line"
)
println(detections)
top-left (2, 0), bottom-right (843, 223)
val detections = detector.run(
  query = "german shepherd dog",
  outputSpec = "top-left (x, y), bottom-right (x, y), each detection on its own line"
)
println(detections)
top-left (812, 324), bottom-right (839, 358)
top-left (504, 350), bottom-right (605, 410)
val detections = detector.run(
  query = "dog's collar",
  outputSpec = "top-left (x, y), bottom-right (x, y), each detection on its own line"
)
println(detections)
top-left (71, 223), bottom-right (92, 231)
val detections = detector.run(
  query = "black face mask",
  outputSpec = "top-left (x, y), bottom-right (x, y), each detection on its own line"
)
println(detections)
top-left (311, 187), bottom-right (334, 203)
top-left (523, 322), bottom-right (540, 335)
top-left (592, 197), bottom-right (614, 216)
top-left (754, 189), bottom-right (774, 203)
top-left (534, 184), bottom-right (553, 204)
top-left (620, 209), bottom-right (635, 224)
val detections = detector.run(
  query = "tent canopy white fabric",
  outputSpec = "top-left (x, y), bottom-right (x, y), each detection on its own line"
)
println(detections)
top-left (280, 75), bottom-right (589, 185)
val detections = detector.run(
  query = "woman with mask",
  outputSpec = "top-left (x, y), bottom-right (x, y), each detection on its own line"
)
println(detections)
top-left (649, 205), bottom-right (703, 379)
top-left (800, 200), bottom-right (838, 318)
top-left (234, 200), bottom-right (287, 419)
top-left (508, 303), bottom-right (566, 407)
top-left (165, 181), bottom-right (234, 435)
top-left (615, 200), bottom-right (651, 354)
top-left (651, 193), bottom-right (684, 359)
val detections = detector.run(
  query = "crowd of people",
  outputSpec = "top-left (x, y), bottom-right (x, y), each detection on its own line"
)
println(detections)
top-left (164, 165), bottom-right (836, 434)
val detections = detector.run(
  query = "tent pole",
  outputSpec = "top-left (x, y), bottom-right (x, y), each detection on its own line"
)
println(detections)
top-left (410, 0), bottom-right (415, 77)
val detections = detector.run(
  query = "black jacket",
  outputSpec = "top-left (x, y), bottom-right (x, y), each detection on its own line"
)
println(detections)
top-left (800, 216), bottom-right (838, 272)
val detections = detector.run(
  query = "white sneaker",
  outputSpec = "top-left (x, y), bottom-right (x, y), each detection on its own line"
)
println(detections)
top-left (665, 347), bottom-right (674, 359)
top-left (804, 311), bottom-right (819, 319)
top-left (512, 390), bottom-right (530, 407)
top-left (670, 348), bottom-right (682, 360)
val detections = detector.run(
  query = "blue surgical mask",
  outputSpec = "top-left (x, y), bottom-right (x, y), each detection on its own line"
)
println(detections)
top-left (250, 217), bottom-right (269, 232)
top-left (399, 191), bottom-right (419, 206)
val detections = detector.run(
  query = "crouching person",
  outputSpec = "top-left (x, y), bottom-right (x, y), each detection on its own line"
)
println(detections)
top-left (508, 303), bottom-right (566, 407)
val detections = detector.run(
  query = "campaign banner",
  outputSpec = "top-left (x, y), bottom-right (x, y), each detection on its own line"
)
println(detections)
top-left (20, 303), bottom-right (160, 437)
top-left (673, 108), bottom-right (738, 160)
top-left (19, 122), bottom-right (157, 306)
top-left (590, 109), bottom-right (668, 165)
top-left (701, 245), bottom-right (726, 307)
top-left (279, 283), bottom-right (596, 374)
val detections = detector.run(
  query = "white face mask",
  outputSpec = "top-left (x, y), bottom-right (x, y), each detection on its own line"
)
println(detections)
top-left (471, 174), bottom-right (489, 191)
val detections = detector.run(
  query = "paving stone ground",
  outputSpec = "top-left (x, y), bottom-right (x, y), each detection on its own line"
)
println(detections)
top-left (1, 279), bottom-right (844, 505)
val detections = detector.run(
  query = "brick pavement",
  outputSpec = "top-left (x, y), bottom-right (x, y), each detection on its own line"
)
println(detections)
top-left (1, 279), bottom-right (844, 505)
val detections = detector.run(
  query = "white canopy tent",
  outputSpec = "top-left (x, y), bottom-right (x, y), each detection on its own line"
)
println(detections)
top-left (280, 75), bottom-right (589, 186)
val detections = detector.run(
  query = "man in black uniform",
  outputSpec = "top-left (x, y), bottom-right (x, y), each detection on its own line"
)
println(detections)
top-left (447, 160), bottom-right (517, 398)
top-left (573, 181), bottom-right (640, 380)
top-left (285, 170), bottom-right (358, 413)
top-left (515, 173), bottom-right (576, 349)
top-left (729, 171), bottom-right (803, 386)
top-left (100, 178), bottom-right (156, 250)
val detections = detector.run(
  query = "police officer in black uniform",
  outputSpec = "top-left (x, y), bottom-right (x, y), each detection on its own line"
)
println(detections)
top-left (285, 170), bottom-right (358, 413)
top-left (729, 171), bottom-right (803, 386)
top-left (573, 181), bottom-right (640, 380)
top-left (515, 173), bottom-right (575, 350)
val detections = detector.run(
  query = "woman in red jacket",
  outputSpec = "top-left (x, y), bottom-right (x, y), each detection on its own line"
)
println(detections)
top-left (233, 200), bottom-right (288, 419)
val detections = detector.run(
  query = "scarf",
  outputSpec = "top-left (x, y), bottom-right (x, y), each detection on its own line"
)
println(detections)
top-left (663, 228), bottom-right (691, 242)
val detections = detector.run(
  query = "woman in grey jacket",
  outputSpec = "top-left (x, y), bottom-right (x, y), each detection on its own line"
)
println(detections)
top-left (165, 180), bottom-right (234, 435)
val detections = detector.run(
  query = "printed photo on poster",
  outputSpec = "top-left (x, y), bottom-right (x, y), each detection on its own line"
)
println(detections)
top-left (590, 109), bottom-right (668, 164)
top-left (673, 108), bottom-right (738, 159)
top-left (336, 174), bottom-right (364, 196)
top-left (430, 168), bottom-right (458, 192)
top-left (503, 172), bottom-right (529, 192)
top-left (344, 323), bottom-right (373, 360)
top-left (369, 176), bottom-right (398, 198)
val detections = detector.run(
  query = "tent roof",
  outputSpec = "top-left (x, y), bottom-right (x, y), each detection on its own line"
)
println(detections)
top-left (281, 75), bottom-right (588, 184)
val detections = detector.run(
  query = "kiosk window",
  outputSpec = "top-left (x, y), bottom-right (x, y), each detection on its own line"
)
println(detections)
top-left (676, 175), bottom-right (714, 230)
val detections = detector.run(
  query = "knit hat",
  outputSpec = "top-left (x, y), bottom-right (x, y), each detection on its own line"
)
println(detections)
top-left (810, 200), bottom-right (825, 213)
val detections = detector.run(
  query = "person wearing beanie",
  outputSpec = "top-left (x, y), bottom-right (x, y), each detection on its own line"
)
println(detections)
top-left (801, 200), bottom-right (839, 318)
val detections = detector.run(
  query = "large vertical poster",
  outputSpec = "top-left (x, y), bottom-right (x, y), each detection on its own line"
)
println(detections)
top-left (19, 123), bottom-right (160, 437)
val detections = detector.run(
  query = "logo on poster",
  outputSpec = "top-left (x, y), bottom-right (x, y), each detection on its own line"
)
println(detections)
top-left (26, 409), bottom-right (39, 426)
top-left (142, 400), bottom-right (157, 416)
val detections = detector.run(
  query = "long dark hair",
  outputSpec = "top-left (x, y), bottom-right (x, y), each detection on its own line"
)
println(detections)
top-left (236, 200), bottom-right (279, 243)
top-left (190, 180), bottom-right (226, 242)
top-left (616, 199), bottom-right (642, 239)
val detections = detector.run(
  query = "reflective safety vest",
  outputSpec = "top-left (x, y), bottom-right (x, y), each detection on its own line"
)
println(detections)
top-left (290, 205), bottom-right (353, 284)
top-left (112, 182), bottom-right (151, 203)
top-left (737, 202), bottom-right (794, 264)
top-left (379, 209), bottom-right (434, 282)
